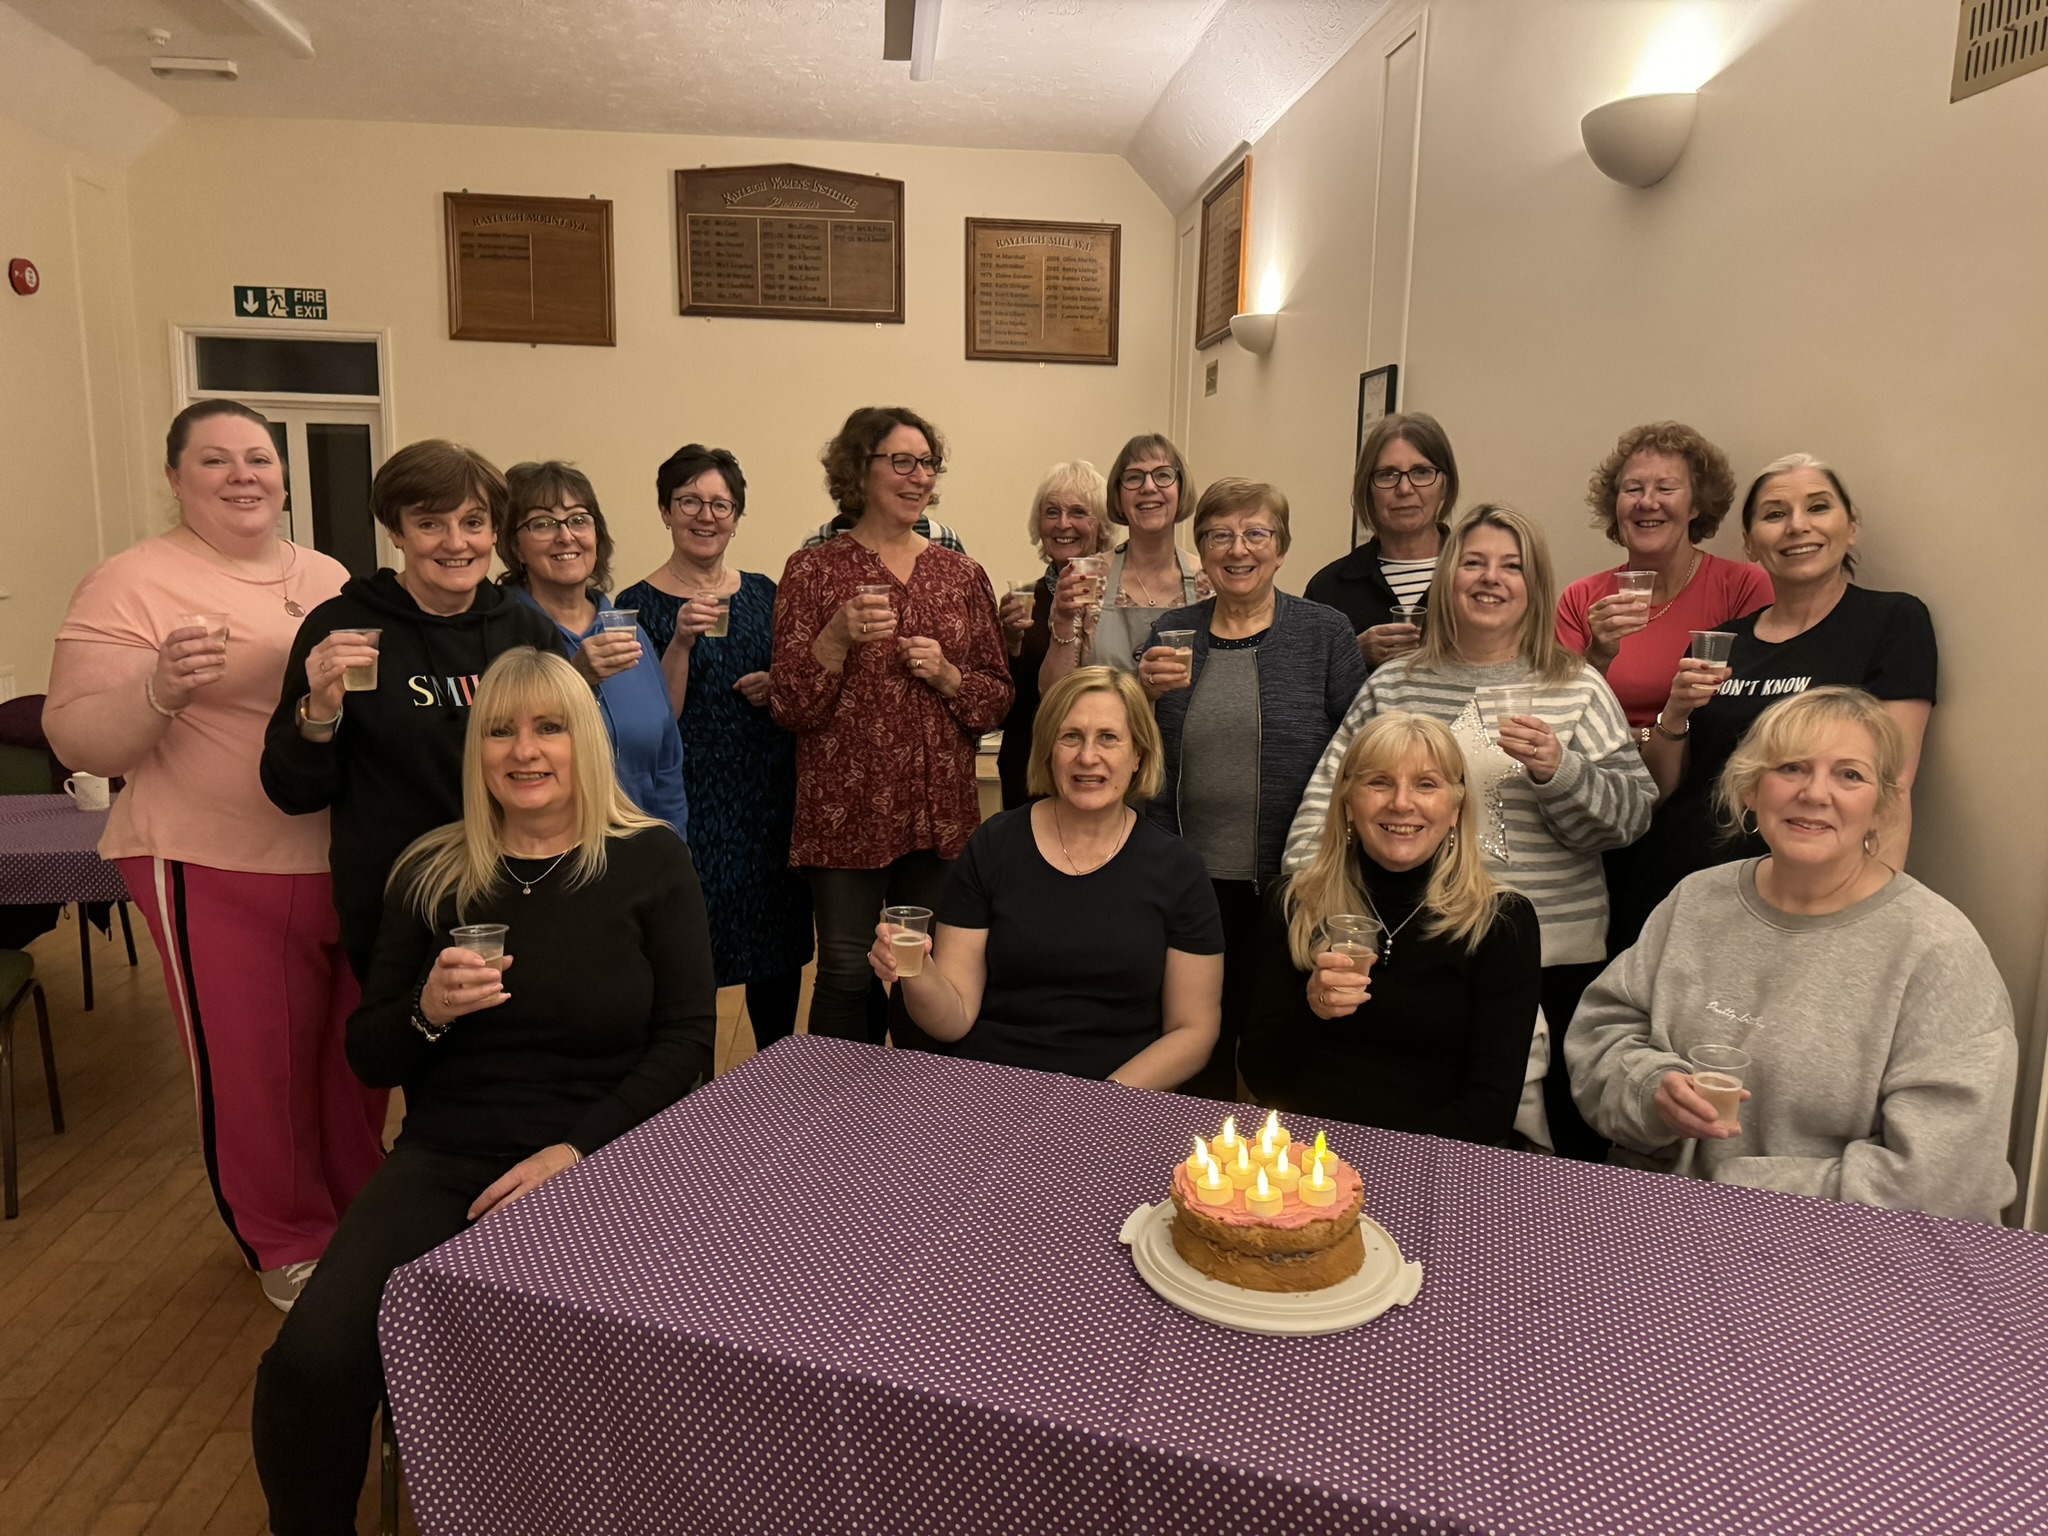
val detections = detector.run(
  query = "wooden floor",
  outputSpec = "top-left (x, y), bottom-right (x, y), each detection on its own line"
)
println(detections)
top-left (0, 914), bottom-right (776, 1535)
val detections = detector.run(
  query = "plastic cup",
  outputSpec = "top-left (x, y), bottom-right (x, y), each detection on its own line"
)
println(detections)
top-left (596, 608), bottom-right (639, 632)
top-left (1614, 570), bottom-right (1657, 600)
top-left (881, 905), bottom-right (933, 979)
top-left (450, 923), bottom-right (509, 962)
top-left (1392, 602), bottom-right (1425, 627)
top-left (1069, 554), bottom-right (1110, 609)
top-left (1157, 627), bottom-right (1197, 659)
top-left (1477, 685), bottom-right (1536, 743)
top-left (1320, 914), bottom-right (1379, 973)
top-left (179, 612), bottom-right (230, 642)
top-left (1008, 578), bottom-right (1039, 598)
top-left (702, 595), bottom-right (730, 638)
top-left (1689, 630), bottom-right (1736, 666)
top-left (1689, 1043), bottom-right (1751, 1131)
top-left (335, 627), bottom-right (382, 691)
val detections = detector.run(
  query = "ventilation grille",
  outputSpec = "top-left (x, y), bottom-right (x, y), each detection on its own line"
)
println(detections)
top-left (1953, 0), bottom-right (2048, 101)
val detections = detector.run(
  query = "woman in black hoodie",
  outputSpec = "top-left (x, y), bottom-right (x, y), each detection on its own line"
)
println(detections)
top-left (262, 440), bottom-right (561, 979)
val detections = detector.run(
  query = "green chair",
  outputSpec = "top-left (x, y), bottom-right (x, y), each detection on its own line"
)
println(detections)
top-left (1, 949), bottom-right (63, 1219)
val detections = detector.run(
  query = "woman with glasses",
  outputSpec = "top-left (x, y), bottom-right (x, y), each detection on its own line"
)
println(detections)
top-left (772, 406), bottom-right (1013, 1046)
top-left (1304, 413), bottom-right (1462, 672)
top-left (617, 444), bottom-right (813, 1054)
top-left (1137, 478), bottom-right (1367, 1096)
top-left (996, 461), bottom-right (1111, 809)
top-left (1284, 504), bottom-right (1655, 1160)
top-left (1043, 434), bottom-right (1210, 682)
top-left (498, 461), bottom-right (687, 836)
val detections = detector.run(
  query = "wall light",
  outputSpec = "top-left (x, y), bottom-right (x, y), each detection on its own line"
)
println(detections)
top-left (1580, 92), bottom-right (1697, 187)
top-left (1229, 312), bottom-right (1277, 355)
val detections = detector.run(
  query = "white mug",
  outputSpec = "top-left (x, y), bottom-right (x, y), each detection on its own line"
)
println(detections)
top-left (63, 774), bottom-right (112, 811)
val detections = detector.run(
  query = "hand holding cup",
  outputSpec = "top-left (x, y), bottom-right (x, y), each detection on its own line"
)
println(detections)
top-left (303, 628), bottom-right (383, 720)
top-left (673, 593), bottom-right (726, 649)
top-left (1589, 571), bottom-right (1656, 652)
top-left (579, 616), bottom-right (644, 682)
top-left (420, 931), bottom-right (515, 1028)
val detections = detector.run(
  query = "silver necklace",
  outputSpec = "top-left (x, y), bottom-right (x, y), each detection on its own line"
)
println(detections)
top-left (179, 519), bottom-right (304, 616)
top-left (1052, 802), bottom-right (1131, 875)
top-left (1358, 885), bottom-right (1425, 964)
top-left (502, 849), bottom-right (573, 895)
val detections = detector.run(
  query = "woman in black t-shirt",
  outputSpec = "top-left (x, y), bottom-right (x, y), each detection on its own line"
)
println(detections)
top-left (870, 666), bottom-right (1224, 1085)
top-left (1629, 454), bottom-right (1936, 938)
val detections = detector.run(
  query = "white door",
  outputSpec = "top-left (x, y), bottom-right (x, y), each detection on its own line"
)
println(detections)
top-left (252, 405), bottom-right (386, 575)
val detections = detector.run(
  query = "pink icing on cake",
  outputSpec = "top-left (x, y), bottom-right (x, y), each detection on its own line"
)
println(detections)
top-left (1171, 1156), bottom-right (1363, 1230)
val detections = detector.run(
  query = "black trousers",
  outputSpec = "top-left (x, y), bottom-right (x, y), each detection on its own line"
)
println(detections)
top-left (742, 968), bottom-right (805, 1052)
top-left (1181, 877), bottom-right (1262, 1101)
top-left (805, 853), bottom-right (954, 1049)
top-left (1540, 960), bottom-right (1612, 1162)
top-left (252, 1141), bottom-right (508, 1536)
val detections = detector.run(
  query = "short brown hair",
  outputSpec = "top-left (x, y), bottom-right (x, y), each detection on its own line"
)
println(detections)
top-left (1192, 478), bottom-right (1291, 554)
top-left (372, 440), bottom-right (508, 534)
top-left (1105, 434), bottom-right (1194, 526)
top-left (1025, 666), bottom-right (1164, 803)
top-left (500, 461), bottom-right (615, 592)
top-left (1586, 422), bottom-right (1736, 546)
top-left (1352, 412), bottom-right (1460, 537)
top-left (820, 406), bottom-right (945, 520)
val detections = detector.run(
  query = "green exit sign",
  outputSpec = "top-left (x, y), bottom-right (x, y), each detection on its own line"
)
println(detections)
top-left (233, 285), bottom-right (328, 320)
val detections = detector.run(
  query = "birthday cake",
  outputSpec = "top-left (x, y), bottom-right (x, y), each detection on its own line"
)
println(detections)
top-left (1168, 1113), bottom-right (1366, 1294)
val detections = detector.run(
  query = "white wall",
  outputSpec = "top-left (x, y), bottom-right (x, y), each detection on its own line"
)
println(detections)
top-left (1182, 0), bottom-right (2048, 1212)
top-left (121, 118), bottom-right (1177, 592)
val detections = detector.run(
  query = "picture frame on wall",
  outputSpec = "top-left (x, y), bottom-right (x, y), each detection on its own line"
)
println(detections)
top-left (1352, 364), bottom-right (1401, 548)
top-left (1195, 156), bottom-right (1251, 350)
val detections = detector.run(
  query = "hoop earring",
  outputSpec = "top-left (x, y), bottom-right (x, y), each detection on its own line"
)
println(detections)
top-left (1739, 808), bottom-right (1759, 836)
top-left (1862, 830), bottom-right (1879, 857)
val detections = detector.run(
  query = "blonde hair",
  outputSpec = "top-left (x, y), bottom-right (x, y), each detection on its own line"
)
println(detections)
top-left (1416, 503), bottom-right (1578, 685)
top-left (1716, 686), bottom-right (1906, 840)
top-left (389, 647), bottom-right (664, 920)
top-left (1024, 666), bottom-right (1164, 804)
top-left (1283, 713), bottom-right (1502, 969)
top-left (1026, 461), bottom-right (1111, 559)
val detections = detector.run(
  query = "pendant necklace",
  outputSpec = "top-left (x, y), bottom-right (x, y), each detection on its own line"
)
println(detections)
top-left (179, 518), bottom-right (304, 616)
top-left (1358, 886), bottom-right (1424, 964)
top-left (502, 850), bottom-right (572, 895)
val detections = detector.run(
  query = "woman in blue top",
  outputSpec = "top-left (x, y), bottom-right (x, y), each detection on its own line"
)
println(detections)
top-left (498, 462), bottom-right (688, 834)
top-left (617, 444), bottom-right (813, 1052)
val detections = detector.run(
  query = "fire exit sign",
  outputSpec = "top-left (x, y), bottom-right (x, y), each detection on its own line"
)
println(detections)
top-left (233, 285), bottom-right (328, 320)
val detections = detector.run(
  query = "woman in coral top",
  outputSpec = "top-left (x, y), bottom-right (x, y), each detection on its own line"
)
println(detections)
top-left (45, 400), bottom-right (383, 1314)
top-left (771, 406), bottom-right (1013, 1045)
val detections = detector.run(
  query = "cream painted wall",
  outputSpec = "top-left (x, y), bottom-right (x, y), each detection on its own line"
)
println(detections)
top-left (121, 118), bottom-right (1175, 595)
top-left (1183, 0), bottom-right (2048, 1211)
top-left (0, 112), bottom-right (147, 696)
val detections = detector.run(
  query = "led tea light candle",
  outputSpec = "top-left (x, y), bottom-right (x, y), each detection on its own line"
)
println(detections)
top-left (1208, 1115), bottom-right (1241, 1166)
top-left (1257, 1109), bottom-right (1291, 1161)
top-left (1231, 1140), bottom-right (1254, 1187)
top-left (1195, 1156), bottom-right (1235, 1207)
top-left (1245, 1166), bottom-right (1283, 1218)
top-left (1268, 1144), bottom-right (1301, 1194)
top-left (1299, 1155), bottom-right (1337, 1208)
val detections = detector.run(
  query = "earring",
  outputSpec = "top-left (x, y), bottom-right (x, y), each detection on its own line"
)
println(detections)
top-left (1862, 830), bottom-right (1879, 857)
top-left (1444, 828), bottom-right (1458, 855)
top-left (1739, 808), bottom-right (1759, 836)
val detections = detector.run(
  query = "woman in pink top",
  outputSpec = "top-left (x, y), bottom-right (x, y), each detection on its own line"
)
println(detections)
top-left (1554, 421), bottom-right (1772, 952)
top-left (44, 401), bottom-right (385, 1314)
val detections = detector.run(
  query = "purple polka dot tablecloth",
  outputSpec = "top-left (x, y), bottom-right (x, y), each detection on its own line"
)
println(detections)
top-left (0, 795), bottom-right (127, 904)
top-left (378, 1034), bottom-right (2048, 1536)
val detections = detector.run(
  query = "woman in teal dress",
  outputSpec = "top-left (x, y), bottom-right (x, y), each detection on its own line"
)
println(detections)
top-left (617, 444), bottom-right (812, 1048)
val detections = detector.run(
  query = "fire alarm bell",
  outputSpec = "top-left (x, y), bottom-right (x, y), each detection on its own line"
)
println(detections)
top-left (8, 259), bottom-right (38, 296)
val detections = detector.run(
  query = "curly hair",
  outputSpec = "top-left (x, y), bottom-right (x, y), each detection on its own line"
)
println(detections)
top-left (1026, 461), bottom-right (1110, 558)
top-left (819, 406), bottom-right (945, 520)
top-left (1585, 422), bottom-right (1736, 546)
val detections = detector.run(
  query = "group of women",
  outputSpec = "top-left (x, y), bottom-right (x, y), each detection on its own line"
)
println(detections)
top-left (40, 394), bottom-right (2018, 1533)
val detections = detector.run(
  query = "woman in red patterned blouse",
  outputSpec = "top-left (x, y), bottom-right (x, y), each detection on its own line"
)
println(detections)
top-left (772, 406), bottom-right (1014, 1044)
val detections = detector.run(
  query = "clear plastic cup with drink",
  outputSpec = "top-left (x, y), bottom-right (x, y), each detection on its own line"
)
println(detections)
top-left (179, 612), bottom-right (230, 643)
top-left (700, 595), bottom-right (731, 638)
top-left (1688, 1043), bottom-right (1751, 1131)
top-left (1067, 554), bottom-right (1111, 614)
top-left (450, 923), bottom-right (510, 965)
top-left (1477, 684), bottom-right (1537, 747)
top-left (1614, 569), bottom-right (1656, 604)
top-left (335, 628), bottom-right (382, 691)
top-left (880, 905), bottom-right (934, 978)
top-left (1153, 627), bottom-right (1197, 689)
top-left (1392, 601), bottom-right (1425, 629)
top-left (597, 608), bottom-right (638, 633)
top-left (1689, 630), bottom-right (1735, 667)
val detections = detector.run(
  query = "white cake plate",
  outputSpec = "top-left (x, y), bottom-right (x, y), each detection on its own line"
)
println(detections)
top-left (1119, 1199), bottom-right (1423, 1336)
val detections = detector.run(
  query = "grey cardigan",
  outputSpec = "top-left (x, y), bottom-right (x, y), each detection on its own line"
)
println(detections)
top-left (1144, 591), bottom-right (1367, 883)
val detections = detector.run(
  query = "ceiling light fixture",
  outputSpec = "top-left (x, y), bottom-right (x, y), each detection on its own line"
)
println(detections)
top-left (909, 0), bottom-right (942, 81)
top-left (882, 0), bottom-right (913, 61)
top-left (219, 0), bottom-right (315, 59)
top-left (150, 56), bottom-right (240, 80)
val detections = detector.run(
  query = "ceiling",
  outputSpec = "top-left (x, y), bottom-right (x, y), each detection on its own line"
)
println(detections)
top-left (10, 0), bottom-right (1387, 206)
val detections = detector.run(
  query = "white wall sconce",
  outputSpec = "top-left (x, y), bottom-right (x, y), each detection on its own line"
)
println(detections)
top-left (1580, 92), bottom-right (1698, 187)
top-left (1229, 312), bottom-right (1277, 355)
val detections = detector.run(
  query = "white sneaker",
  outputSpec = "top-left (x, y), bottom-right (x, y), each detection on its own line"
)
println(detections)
top-left (260, 1261), bottom-right (319, 1313)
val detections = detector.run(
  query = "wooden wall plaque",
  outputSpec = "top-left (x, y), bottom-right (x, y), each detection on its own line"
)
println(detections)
top-left (1195, 156), bottom-right (1251, 350)
top-left (964, 219), bottom-right (1120, 365)
top-left (444, 193), bottom-right (615, 346)
top-left (676, 164), bottom-right (905, 323)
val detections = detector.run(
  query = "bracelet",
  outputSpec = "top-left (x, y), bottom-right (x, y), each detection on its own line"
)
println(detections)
top-left (408, 978), bottom-right (451, 1042)
top-left (1652, 714), bottom-right (1690, 742)
top-left (144, 675), bottom-right (185, 719)
top-left (1051, 627), bottom-right (1081, 650)
top-left (297, 694), bottom-right (343, 730)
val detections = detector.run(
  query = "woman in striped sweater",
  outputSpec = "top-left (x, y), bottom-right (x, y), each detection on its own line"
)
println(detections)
top-left (1282, 503), bottom-right (1653, 1159)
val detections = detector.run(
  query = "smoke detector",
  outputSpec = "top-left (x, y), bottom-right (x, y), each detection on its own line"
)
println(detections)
top-left (150, 56), bottom-right (240, 80)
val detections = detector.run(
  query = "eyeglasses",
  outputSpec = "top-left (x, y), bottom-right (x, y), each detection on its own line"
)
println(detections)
top-left (1119, 467), bottom-right (1180, 491)
top-left (870, 452), bottom-right (944, 477)
top-left (669, 495), bottom-right (738, 520)
top-left (1369, 466), bottom-right (1440, 490)
top-left (516, 510), bottom-right (596, 536)
top-left (1197, 526), bottom-right (1281, 553)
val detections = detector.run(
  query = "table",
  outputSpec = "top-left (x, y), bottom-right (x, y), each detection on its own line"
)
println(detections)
top-left (0, 795), bottom-right (134, 1006)
top-left (380, 1036), bottom-right (2048, 1536)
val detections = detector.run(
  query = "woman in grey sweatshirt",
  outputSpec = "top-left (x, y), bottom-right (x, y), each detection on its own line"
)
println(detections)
top-left (1567, 688), bottom-right (2015, 1223)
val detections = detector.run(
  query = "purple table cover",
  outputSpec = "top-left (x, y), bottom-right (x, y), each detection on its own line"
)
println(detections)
top-left (380, 1035), bottom-right (2048, 1536)
top-left (0, 794), bottom-right (127, 904)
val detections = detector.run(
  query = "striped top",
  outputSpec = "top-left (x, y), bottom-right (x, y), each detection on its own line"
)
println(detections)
top-left (1282, 655), bottom-right (1654, 966)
